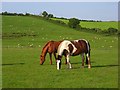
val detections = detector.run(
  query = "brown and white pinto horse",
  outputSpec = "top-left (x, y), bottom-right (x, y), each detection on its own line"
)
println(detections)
top-left (40, 40), bottom-right (67, 65)
top-left (57, 39), bottom-right (91, 70)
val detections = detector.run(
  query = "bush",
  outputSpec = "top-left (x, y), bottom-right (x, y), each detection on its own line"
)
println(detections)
top-left (54, 20), bottom-right (66, 25)
top-left (18, 13), bottom-right (25, 16)
top-left (68, 18), bottom-right (80, 28)
top-left (48, 14), bottom-right (54, 18)
top-left (107, 28), bottom-right (118, 34)
top-left (25, 13), bottom-right (30, 16)
top-left (42, 11), bottom-right (48, 17)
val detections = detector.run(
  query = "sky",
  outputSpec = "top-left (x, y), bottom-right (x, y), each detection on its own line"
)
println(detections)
top-left (2, 2), bottom-right (119, 21)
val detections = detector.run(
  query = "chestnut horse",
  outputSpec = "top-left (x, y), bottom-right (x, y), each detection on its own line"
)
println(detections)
top-left (40, 40), bottom-right (67, 65)
top-left (56, 39), bottom-right (91, 70)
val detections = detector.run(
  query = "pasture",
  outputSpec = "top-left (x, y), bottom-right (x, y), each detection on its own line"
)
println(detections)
top-left (2, 16), bottom-right (118, 88)
top-left (51, 18), bottom-right (118, 30)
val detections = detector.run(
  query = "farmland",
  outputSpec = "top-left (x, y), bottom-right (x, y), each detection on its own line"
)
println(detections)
top-left (51, 18), bottom-right (118, 30)
top-left (2, 15), bottom-right (118, 88)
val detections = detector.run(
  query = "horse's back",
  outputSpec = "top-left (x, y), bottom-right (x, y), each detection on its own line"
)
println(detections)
top-left (47, 40), bottom-right (62, 53)
top-left (58, 39), bottom-right (90, 56)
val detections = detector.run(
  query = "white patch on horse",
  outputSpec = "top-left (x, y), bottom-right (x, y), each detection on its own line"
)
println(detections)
top-left (58, 40), bottom-right (77, 56)
top-left (66, 54), bottom-right (72, 69)
top-left (73, 40), bottom-right (79, 42)
top-left (57, 60), bottom-right (60, 70)
top-left (81, 39), bottom-right (90, 53)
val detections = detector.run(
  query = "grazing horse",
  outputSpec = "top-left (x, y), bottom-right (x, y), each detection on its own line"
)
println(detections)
top-left (40, 40), bottom-right (67, 65)
top-left (57, 39), bottom-right (91, 70)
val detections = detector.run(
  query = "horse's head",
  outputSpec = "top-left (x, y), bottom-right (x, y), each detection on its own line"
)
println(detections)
top-left (40, 55), bottom-right (45, 65)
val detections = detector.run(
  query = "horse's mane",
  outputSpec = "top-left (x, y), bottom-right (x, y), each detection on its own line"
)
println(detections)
top-left (42, 41), bottom-right (52, 49)
top-left (41, 40), bottom-right (63, 56)
top-left (42, 40), bottom-right (55, 53)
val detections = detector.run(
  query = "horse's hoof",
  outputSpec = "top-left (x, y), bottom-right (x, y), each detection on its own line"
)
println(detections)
top-left (81, 66), bottom-right (84, 68)
top-left (68, 67), bottom-right (72, 69)
top-left (88, 66), bottom-right (91, 68)
top-left (50, 62), bottom-right (53, 65)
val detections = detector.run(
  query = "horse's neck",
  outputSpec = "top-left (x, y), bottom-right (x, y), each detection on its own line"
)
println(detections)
top-left (41, 46), bottom-right (48, 57)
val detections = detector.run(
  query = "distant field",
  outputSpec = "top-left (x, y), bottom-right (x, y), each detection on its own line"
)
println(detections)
top-left (2, 16), bottom-right (118, 88)
top-left (51, 18), bottom-right (118, 30)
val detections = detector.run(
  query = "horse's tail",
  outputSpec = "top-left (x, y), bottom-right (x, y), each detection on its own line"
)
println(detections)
top-left (86, 41), bottom-right (90, 65)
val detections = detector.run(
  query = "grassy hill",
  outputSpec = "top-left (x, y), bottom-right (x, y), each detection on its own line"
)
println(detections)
top-left (2, 15), bottom-right (118, 88)
top-left (51, 18), bottom-right (118, 30)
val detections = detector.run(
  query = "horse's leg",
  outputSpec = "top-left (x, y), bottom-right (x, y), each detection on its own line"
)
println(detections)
top-left (66, 54), bottom-right (72, 69)
top-left (54, 53), bottom-right (57, 59)
top-left (49, 53), bottom-right (52, 65)
top-left (81, 53), bottom-right (85, 68)
top-left (53, 52), bottom-right (57, 64)
top-left (64, 54), bottom-right (67, 64)
top-left (87, 54), bottom-right (91, 68)
top-left (65, 56), bottom-right (67, 64)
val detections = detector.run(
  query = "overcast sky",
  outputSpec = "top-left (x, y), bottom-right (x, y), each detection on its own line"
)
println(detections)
top-left (2, 2), bottom-right (118, 21)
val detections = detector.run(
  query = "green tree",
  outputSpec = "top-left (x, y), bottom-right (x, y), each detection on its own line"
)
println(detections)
top-left (42, 11), bottom-right (48, 17)
top-left (68, 18), bottom-right (80, 28)
top-left (2, 11), bottom-right (8, 15)
top-left (48, 14), bottom-right (54, 18)
top-left (25, 12), bottom-right (30, 16)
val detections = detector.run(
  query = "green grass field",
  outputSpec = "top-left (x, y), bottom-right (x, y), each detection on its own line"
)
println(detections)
top-left (2, 16), bottom-right (118, 88)
top-left (51, 18), bottom-right (118, 30)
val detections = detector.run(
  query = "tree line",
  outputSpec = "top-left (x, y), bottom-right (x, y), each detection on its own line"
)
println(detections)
top-left (2, 11), bottom-right (27, 16)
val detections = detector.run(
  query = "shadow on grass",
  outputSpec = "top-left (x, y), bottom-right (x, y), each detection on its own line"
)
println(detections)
top-left (91, 64), bottom-right (119, 68)
top-left (72, 64), bottom-right (119, 69)
top-left (71, 61), bottom-right (95, 64)
top-left (2, 63), bottom-right (25, 66)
